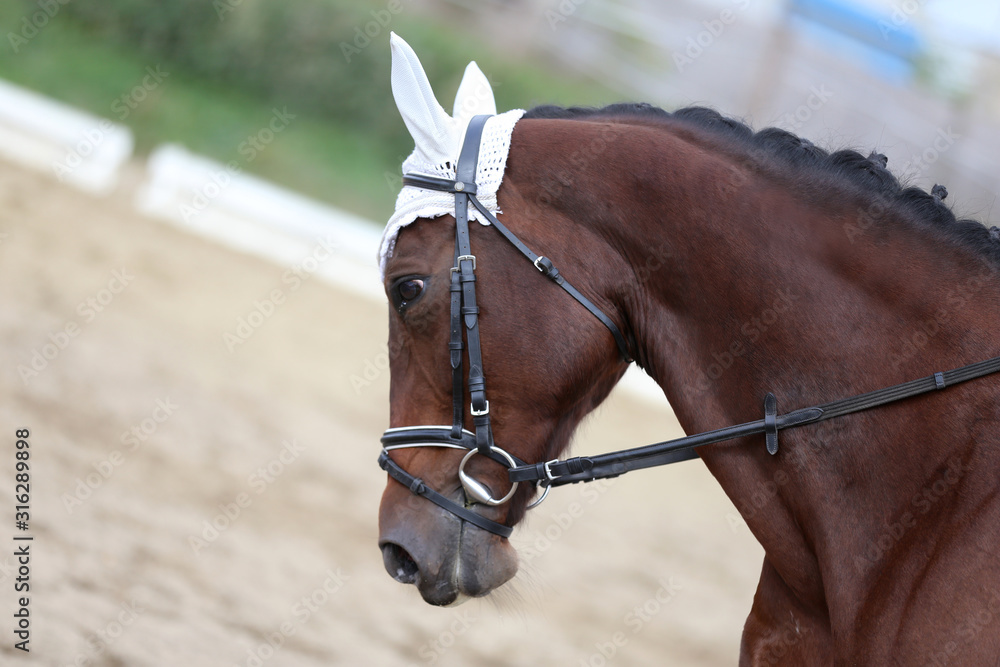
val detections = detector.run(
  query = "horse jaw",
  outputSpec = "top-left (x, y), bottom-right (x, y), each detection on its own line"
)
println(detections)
top-left (378, 482), bottom-right (518, 605)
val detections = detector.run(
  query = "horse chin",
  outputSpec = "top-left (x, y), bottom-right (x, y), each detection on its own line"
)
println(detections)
top-left (379, 496), bottom-right (518, 606)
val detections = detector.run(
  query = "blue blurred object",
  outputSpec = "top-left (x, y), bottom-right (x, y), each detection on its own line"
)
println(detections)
top-left (788, 0), bottom-right (925, 83)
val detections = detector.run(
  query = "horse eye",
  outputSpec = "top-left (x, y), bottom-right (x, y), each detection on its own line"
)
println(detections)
top-left (399, 279), bottom-right (423, 301)
top-left (392, 278), bottom-right (426, 311)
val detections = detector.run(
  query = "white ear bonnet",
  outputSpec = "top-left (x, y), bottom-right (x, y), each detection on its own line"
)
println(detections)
top-left (379, 33), bottom-right (524, 279)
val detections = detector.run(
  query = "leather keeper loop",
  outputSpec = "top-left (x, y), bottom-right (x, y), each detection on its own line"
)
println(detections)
top-left (764, 392), bottom-right (779, 456)
top-left (535, 256), bottom-right (560, 280)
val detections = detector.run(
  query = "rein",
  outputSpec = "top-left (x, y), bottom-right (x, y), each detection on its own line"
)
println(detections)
top-left (510, 357), bottom-right (1000, 487)
top-left (380, 114), bottom-right (1000, 538)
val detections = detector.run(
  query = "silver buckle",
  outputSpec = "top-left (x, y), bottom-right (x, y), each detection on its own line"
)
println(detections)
top-left (451, 254), bottom-right (476, 272)
top-left (533, 256), bottom-right (547, 272)
top-left (470, 400), bottom-right (489, 416)
top-left (543, 458), bottom-right (559, 482)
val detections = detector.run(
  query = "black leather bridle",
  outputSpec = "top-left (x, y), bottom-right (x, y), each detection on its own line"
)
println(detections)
top-left (379, 114), bottom-right (1000, 539)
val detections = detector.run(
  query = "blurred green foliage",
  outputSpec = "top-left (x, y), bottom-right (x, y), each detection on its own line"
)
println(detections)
top-left (56, 0), bottom-right (619, 147)
top-left (60, 1), bottom-right (397, 133)
top-left (2, 0), bottom-right (620, 219)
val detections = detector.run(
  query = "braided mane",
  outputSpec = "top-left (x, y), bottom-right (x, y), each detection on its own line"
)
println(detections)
top-left (524, 103), bottom-right (1000, 264)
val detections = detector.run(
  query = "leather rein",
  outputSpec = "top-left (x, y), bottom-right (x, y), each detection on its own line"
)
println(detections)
top-left (379, 114), bottom-right (1000, 539)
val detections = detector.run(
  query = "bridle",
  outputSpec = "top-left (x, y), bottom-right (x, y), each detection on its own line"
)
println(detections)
top-left (378, 114), bottom-right (632, 537)
top-left (379, 114), bottom-right (1000, 539)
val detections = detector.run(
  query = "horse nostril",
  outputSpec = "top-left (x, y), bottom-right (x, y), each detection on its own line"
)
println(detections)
top-left (382, 542), bottom-right (420, 585)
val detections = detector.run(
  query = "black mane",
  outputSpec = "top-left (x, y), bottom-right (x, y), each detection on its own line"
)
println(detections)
top-left (524, 103), bottom-right (1000, 265)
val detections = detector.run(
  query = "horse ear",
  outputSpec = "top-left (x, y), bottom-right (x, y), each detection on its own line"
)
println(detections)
top-left (453, 61), bottom-right (496, 125)
top-left (390, 32), bottom-right (457, 165)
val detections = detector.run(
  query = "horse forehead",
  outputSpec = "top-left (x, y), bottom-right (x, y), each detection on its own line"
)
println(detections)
top-left (388, 216), bottom-right (455, 265)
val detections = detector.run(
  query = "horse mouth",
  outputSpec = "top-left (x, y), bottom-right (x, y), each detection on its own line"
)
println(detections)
top-left (378, 518), bottom-right (517, 606)
top-left (379, 538), bottom-right (476, 605)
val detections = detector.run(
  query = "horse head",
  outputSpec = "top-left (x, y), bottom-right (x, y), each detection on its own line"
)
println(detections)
top-left (376, 34), bottom-right (630, 605)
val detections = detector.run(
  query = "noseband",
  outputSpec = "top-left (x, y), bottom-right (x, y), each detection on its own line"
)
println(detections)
top-left (379, 115), bottom-right (1000, 540)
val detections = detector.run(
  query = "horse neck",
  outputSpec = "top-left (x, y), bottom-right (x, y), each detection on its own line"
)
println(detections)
top-left (598, 123), bottom-right (1000, 438)
top-left (523, 117), bottom-right (1000, 612)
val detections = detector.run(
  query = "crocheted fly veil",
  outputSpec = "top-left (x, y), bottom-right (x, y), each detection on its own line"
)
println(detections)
top-left (379, 33), bottom-right (524, 279)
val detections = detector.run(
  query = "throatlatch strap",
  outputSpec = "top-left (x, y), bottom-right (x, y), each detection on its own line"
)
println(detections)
top-left (467, 196), bottom-right (633, 362)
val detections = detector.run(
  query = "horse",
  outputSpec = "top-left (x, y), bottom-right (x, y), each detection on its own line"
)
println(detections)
top-left (376, 34), bottom-right (1000, 664)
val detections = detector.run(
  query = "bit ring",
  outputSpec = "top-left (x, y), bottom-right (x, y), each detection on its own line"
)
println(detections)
top-left (458, 447), bottom-right (519, 506)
